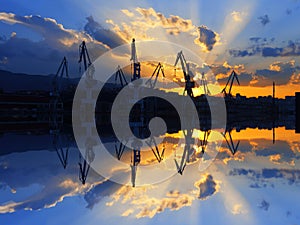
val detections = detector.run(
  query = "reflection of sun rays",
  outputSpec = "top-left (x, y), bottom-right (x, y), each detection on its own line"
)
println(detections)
top-left (211, 163), bottom-right (257, 224)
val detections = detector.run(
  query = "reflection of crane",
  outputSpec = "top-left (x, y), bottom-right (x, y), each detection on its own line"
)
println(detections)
top-left (200, 72), bottom-right (211, 95)
top-left (174, 51), bottom-right (195, 97)
top-left (79, 139), bottom-right (96, 185)
top-left (130, 38), bottom-right (141, 81)
top-left (130, 139), bottom-right (142, 187)
top-left (223, 130), bottom-right (240, 155)
top-left (131, 149), bottom-right (141, 187)
top-left (221, 70), bottom-right (240, 97)
top-left (146, 136), bottom-right (165, 163)
top-left (114, 66), bottom-right (128, 87)
top-left (174, 129), bottom-right (194, 175)
top-left (53, 133), bottom-right (69, 169)
top-left (146, 63), bottom-right (165, 88)
top-left (115, 141), bottom-right (127, 160)
top-left (199, 130), bottom-right (211, 153)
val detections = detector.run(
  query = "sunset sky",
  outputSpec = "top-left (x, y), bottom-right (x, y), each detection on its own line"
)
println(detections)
top-left (1, 0), bottom-right (300, 97)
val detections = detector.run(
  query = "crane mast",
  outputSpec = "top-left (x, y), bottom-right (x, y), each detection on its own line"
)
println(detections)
top-left (130, 38), bottom-right (141, 81)
top-left (221, 70), bottom-right (240, 97)
top-left (174, 51), bottom-right (195, 97)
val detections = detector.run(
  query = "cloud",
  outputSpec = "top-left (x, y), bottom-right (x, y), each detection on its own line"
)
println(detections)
top-left (258, 14), bottom-right (270, 26)
top-left (262, 40), bottom-right (300, 57)
top-left (209, 62), bottom-right (253, 86)
top-left (107, 7), bottom-right (206, 48)
top-left (231, 11), bottom-right (244, 22)
top-left (121, 9), bottom-right (134, 17)
top-left (0, 13), bottom-right (92, 47)
top-left (84, 16), bottom-right (126, 48)
top-left (0, 13), bottom-right (110, 74)
top-left (229, 38), bottom-right (300, 58)
top-left (194, 26), bottom-right (219, 51)
top-left (256, 60), bottom-right (297, 86)
top-left (258, 200), bottom-right (270, 211)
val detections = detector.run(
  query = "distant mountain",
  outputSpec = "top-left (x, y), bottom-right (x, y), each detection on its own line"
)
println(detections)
top-left (0, 70), bottom-right (79, 92)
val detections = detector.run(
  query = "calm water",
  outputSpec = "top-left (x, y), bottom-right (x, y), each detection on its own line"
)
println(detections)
top-left (1, 125), bottom-right (300, 225)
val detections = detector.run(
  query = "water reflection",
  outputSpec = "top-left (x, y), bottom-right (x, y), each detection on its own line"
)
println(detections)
top-left (0, 113), bottom-right (300, 223)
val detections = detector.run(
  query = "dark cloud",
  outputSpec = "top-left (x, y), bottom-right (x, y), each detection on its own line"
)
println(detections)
top-left (229, 38), bottom-right (300, 58)
top-left (262, 40), bottom-right (300, 57)
top-left (195, 25), bottom-right (218, 51)
top-left (197, 174), bottom-right (217, 199)
top-left (84, 16), bottom-right (126, 48)
top-left (258, 14), bottom-right (270, 26)
top-left (259, 200), bottom-right (270, 211)
top-left (0, 13), bottom-right (110, 75)
top-left (256, 61), bottom-right (297, 86)
top-left (229, 48), bottom-right (259, 57)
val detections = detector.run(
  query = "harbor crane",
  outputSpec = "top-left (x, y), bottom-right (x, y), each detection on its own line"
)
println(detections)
top-left (52, 56), bottom-right (69, 97)
top-left (79, 41), bottom-right (94, 78)
top-left (114, 66), bottom-right (128, 87)
top-left (130, 38), bottom-right (141, 81)
top-left (145, 62), bottom-right (165, 88)
top-left (174, 51), bottom-right (195, 97)
top-left (221, 70), bottom-right (240, 97)
top-left (223, 129), bottom-right (240, 155)
top-left (200, 72), bottom-right (211, 95)
top-left (50, 57), bottom-right (68, 132)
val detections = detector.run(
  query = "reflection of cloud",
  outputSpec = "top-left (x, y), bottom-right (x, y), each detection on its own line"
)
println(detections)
top-left (85, 180), bottom-right (122, 209)
top-left (0, 150), bottom-right (102, 214)
top-left (195, 174), bottom-right (219, 200)
top-left (231, 204), bottom-right (246, 215)
top-left (0, 202), bottom-right (20, 214)
top-left (106, 185), bottom-right (194, 218)
top-left (258, 199), bottom-right (270, 211)
top-left (229, 168), bottom-right (300, 186)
